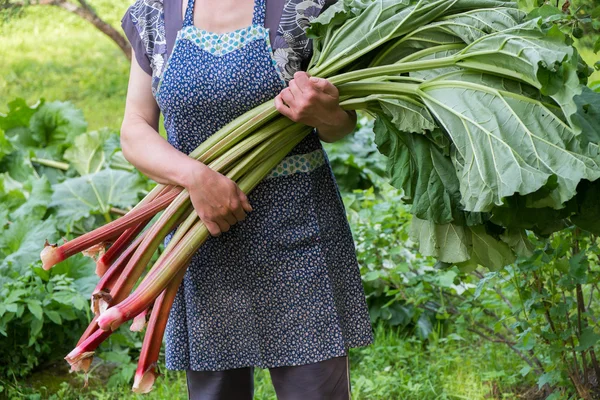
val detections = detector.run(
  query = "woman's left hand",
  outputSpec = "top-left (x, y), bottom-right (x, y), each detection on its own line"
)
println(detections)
top-left (274, 71), bottom-right (356, 143)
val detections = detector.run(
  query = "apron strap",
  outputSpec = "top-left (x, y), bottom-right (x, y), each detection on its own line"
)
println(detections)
top-left (183, 0), bottom-right (196, 27)
top-left (252, 0), bottom-right (266, 27)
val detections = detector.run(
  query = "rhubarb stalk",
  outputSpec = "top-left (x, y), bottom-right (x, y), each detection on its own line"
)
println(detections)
top-left (95, 185), bottom-right (173, 276)
top-left (40, 187), bottom-right (182, 270)
top-left (132, 265), bottom-right (188, 393)
top-left (97, 125), bottom-right (312, 331)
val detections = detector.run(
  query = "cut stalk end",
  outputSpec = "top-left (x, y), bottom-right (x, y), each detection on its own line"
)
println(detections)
top-left (82, 243), bottom-right (107, 263)
top-left (132, 366), bottom-right (157, 394)
top-left (40, 241), bottom-right (63, 270)
top-left (130, 309), bottom-right (149, 332)
top-left (97, 307), bottom-right (124, 331)
top-left (65, 350), bottom-right (95, 373)
top-left (91, 289), bottom-right (112, 316)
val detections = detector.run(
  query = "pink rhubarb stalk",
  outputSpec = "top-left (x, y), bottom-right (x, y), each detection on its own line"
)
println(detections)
top-left (90, 230), bottom-right (148, 315)
top-left (65, 328), bottom-right (111, 372)
top-left (95, 185), bottom-right (172, 277)
top-left (132, 266), bottom-right (188, 393)
top-left (97, 126), bottom-right (310, 332)
top-left (96, 195), bottom-right (192, 322)
top-left (95, 220), bottom-right (147, 277)
top-left (41, 186), bottom-right (182, 270)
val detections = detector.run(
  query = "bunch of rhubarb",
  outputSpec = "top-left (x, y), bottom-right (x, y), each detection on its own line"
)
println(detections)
top-left (39, 0), bottom-right (600, 393)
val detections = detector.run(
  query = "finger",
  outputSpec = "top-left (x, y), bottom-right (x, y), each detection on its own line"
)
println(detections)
top-left (275, 94), bottom-right (296, 121)
top-left (309, 76), bottom-right (338, 97)
top-left (215, 218), bottom-right (231, 233)
top-left (280, 87), bottom-right (295, 107)
top-left (289, 79), bottom-right (303, 99)
top-left (293, 71), bottom-right (310, 91)
top-left (223, 211), bottom-right (237, 226)
top-left (204, 220), bottom-right (222, 237)
top-left (238, 188), bottom-right (253, 213)
top-left (232, 205), bottom-right (247, 222)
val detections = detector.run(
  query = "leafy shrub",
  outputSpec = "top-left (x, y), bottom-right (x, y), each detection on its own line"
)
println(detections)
top-left (0, 98), bottom-right (147, 379)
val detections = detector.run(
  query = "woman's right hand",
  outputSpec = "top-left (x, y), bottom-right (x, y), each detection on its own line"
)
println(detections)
top-left (184, 162), bottom-right (253, 237)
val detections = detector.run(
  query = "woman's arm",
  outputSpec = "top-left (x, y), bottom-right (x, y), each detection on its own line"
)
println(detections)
top-left (120, 48), bottom-right (251, 236)
top-left (274, 71), bottom-right (357, 143)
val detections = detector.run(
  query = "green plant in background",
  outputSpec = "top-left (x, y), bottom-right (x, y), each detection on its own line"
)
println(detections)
top-left (324, 117), bottom-right (387, 192)
top-left (0, 98), bottom-right (148, 385)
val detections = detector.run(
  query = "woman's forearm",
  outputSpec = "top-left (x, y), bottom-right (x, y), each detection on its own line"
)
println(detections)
top-left (120, 115), bottom-right (204, 189)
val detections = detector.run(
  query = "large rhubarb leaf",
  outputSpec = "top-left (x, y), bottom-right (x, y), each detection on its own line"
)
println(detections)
top-left (27, 101), bottom-right (87, 153)
top-left (0, 216), bottom-right (58, 273)
top-left (0, 173), bottom-right (26, 211)
top-left (11, 177), bottom-right (53, 221)
top-left (571, 87), bottom-right (600, 148)
top-left (50, 169), bottom-right (144, 226)
top-left (63, 128), bottom-right (116, 176)
top-left (374, 116), bottom-right (459, 224)
top-left (410, 217), bottom-right (515, 270)
top-left (309, 0), bottom-right (456, 76)
top-left (418, 72), bottom-right (600, 212)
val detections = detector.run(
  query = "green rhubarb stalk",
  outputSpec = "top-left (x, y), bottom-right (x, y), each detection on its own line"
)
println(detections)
top-left (129, 209), bottom-right (199, 335)
top-left (92, 122), bottom-right (292, 315)
top-left (31, 157), bottom-right (70, 171)
top-left (97, 125), bottom-right (312, 331)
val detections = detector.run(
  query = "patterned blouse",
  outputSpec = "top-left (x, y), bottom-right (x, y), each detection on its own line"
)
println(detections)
top-left (121, 0), bottom-right (335, 97)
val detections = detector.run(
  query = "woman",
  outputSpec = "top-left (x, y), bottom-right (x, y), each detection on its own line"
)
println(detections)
top-left (119, 0), bottom-right (373, 397)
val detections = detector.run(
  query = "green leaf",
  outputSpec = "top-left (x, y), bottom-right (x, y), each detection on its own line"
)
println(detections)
top-left (468, 225), bottom-right (515, 270)
top-left (374, 116), bottom-right (461, 224)
top-left (0, 216), bottom-right (58, 273)
top-left (575, 327), bottom-right (600, 351)
top-left (50, 168), bottom-right (143, 226)
top-left (27, 101), bottom-right (87, 152)
top-left (410, 217), bottom-right (515, 270)
top-left (378, 97), bottom-right (437, 134)
top-left (419, 71), bottom-right (600, 213)
top-left (44, 310), bottom-right (62, 325)
top-left (0, 172), bottom-right (27, 212)
top-left (410, 217), bottom-right (470, 263)
top-left (500, 228), bottom-right (534, 257)
top-left (571, 180), bottom-right (600, 234)
top-left (0, 98), bottom-right (39, 135)
top-left (11, 176), bottom-right (53, 221)
top-left (309, 0), bottom-right (455, 76)
top-left (63, 128), bottom-right (115, 175)
top-left (571, 86), bottom-right (600, 148)
top-left (437, 270), bottom-right (457, 287)
top-left (0, 150), bottom-right (37, 182)
top-left (30, 317), bottom-right (43, 339)
top-left (0, 129), bottom-right (13, 163)
top-left (26, 301), bottom-right (43, 321)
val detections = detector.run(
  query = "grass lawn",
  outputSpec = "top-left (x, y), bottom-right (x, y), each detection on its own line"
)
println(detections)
top-left (8, 325), bottom-right (530, 400)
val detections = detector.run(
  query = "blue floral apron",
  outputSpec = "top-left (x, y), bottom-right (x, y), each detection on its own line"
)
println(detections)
top-left (156, 0), bottom-right (373, 371)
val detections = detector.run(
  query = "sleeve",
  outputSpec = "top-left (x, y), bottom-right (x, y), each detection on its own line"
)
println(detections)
top-left (121, 6), bottom-right (153, 76)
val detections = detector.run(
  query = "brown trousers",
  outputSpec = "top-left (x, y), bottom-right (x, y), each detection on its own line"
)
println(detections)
top-left (186, 356), bottom-right (351, 400)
